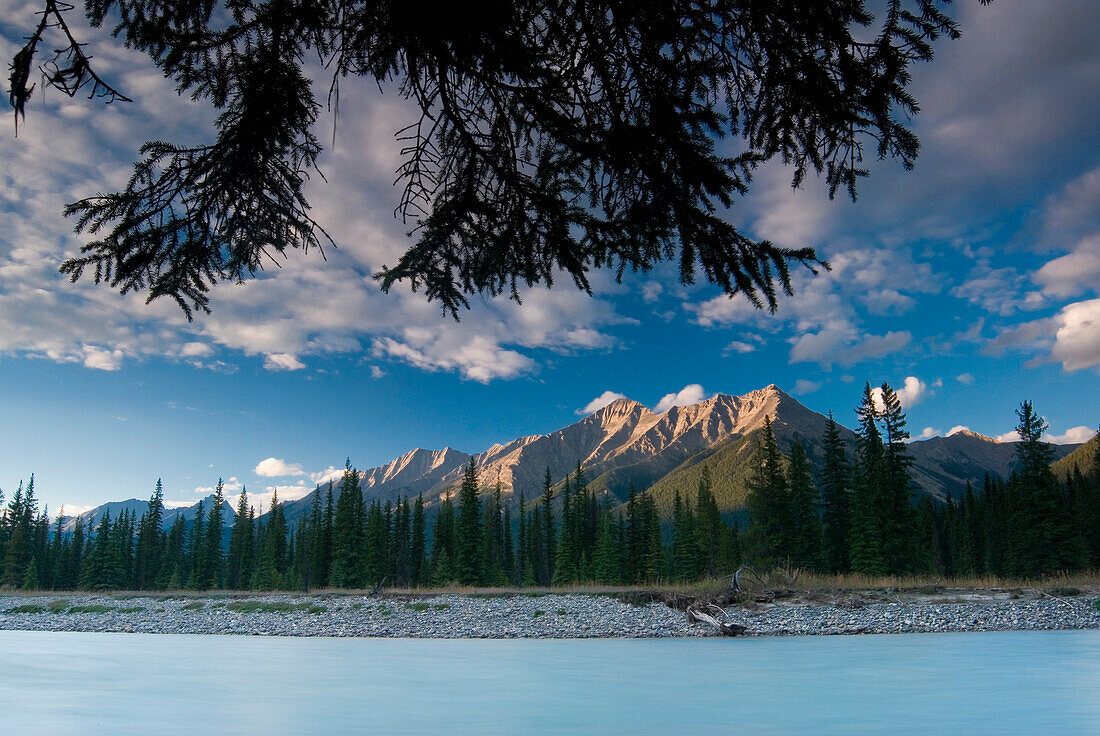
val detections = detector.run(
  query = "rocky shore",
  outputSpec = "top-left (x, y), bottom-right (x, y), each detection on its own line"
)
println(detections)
top-left (2, 589), bottom-right (1098, 638)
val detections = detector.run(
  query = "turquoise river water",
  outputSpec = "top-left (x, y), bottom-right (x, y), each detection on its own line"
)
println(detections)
top-left (1, 629), bottom-right (1097, 734)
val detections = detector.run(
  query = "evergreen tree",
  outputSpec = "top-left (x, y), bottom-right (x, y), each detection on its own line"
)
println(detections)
top-left (539, 468), bottom-right (555, 585)
top-left (227, 488), bottom-right (254, 589)
top-left (202, 479), bottom-right (226, 588)
top-left (186, 500), bottom-right (205, 589)
top-left (1009, 400), bottom-right (1077, 576)
top-left (786, 441), bottom-right (822, 571)
top-left (850, 383), bottom-right (887, 576)
top-left (364, 501), bottom-right (388, 586)
top-left (329, 461), bottom-right (366, 588)
top-left (430, 492), bottom-right (457, 584)
top-left (157, 514), bottom-right (186, 589)
top-left (63, 513), bottom-right (85, 590)
top-left (411, 495), bottom-right (426, 587)
top-left (878, 383), bottom-right (917, 574)
top-left (21, 556), bottom-right (39, 590)
top-left (133, 479), bottom-right (165, 589)
top-left (303, 486), bottom-right (327, 589)
top-left (79, 510), bottom-right (112, 590)
top-left (695, 465), bottom-right (723, 578)
top-left (820, 413), bottom-right (851, 573)
top-left (455, 460), bottom-right (482, 585)
top-left (746, 417), bottom-right (789, 567)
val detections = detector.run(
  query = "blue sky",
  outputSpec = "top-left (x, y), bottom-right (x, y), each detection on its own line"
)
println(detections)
top-left (1, 1), bottom-right (1098, 514)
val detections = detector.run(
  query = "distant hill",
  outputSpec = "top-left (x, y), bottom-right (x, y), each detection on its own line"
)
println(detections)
top-left (1052, 433), bottom-right (1099, 479)
top-left (66, 386), bottom-right (1082, 528)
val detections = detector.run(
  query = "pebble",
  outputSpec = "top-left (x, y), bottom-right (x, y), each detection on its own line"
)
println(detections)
top-left (1, 592), bottom-right (1097, 639)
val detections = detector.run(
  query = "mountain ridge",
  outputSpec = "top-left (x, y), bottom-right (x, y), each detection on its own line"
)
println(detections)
top-left (63, 385), bottom-right (1082, 529)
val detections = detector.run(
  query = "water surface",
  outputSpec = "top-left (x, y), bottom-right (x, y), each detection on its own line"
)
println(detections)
top-left (2, 630), bottom-right (1097, 734)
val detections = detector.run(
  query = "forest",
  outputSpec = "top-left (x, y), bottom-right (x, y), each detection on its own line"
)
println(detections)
top-left (2, 388), bottom-right (1098, 592)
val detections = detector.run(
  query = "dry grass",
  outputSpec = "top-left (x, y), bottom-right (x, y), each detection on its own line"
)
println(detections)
top-left (4, 570), bottom-right (1099, 601)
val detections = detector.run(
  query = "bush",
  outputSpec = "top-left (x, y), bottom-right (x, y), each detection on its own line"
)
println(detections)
top-left (48, 599), bottom-right (70, 613)
top-left (405, 602), bottom-right (430, 612)
top-left (68, 605), bottom-right (115, 613)
top-left (5, 604), bottom-right (45, 614)
top-left (181, 601), bottom-right (205, 611)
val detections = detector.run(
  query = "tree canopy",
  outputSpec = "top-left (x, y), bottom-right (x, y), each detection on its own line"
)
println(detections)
top-left (10, 0), bottom-right (976, 319)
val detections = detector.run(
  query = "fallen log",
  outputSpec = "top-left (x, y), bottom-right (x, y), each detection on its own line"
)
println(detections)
top-left (686, 603), bottom-right (748, 636)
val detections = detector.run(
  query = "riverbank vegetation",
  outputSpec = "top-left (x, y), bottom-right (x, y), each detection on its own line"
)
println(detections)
top-left (2, 391), bottom-right (1097, 593)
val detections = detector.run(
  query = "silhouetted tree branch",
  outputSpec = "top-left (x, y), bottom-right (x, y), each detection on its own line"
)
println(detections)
top-left (8, 1), bottom-right (985, 319)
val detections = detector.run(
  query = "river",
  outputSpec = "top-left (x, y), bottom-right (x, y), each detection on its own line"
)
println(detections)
top-left (2, 630), bottom-right (1097, 734)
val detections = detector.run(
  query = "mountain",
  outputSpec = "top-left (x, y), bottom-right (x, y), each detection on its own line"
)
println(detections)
top-left (67, 385), bottom-right (1083, 528)
top-left (1051, 433), bottom-right (1099, 479)
top-left (61, 494), bottom-right (235, 535)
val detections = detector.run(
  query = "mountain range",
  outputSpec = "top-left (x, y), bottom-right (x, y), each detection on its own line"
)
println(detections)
top-left (65, 385), bottom-right (1082, 531)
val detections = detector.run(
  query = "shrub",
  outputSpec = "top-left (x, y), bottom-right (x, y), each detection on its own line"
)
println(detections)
top-left (5, 604), bottom-right (45, 614)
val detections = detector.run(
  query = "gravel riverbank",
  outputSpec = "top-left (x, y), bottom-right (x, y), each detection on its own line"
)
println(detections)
top-left (2, 590), bottom-right (1098, 638)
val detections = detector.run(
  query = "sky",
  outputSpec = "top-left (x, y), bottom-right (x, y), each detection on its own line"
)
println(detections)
top-left (1, 1), bottom-right (1098, 515)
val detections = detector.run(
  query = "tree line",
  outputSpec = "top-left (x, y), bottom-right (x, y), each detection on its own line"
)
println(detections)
top-left (2, 391), bottom-right (1097, 591)
top-left (745, 388), bottom-right (1100, 579)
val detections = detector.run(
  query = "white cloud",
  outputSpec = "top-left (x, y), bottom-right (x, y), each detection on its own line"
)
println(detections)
top-left (577, 390), bottom-right (628, 416)
top-left (792, 379), bottom-right (820, 395)
top-left (226, 482), bottom-right (317, 516)
top-left (744, 164), bottom-right (837, 249)
top-left (1050, 299), bottom-right (1100, 371)
top-left (191, 477), bottom-right (244, 495)
top-left (654, 384), bottom-right (713, 413)
top-left (180, 342), bottom-right (213, 358)
top-left (896, 376), bottom-right (928, 408)
top-left (1035, 233), bottom-right (1100, 299)
top-left (723, 340), bottom-right (756, 355)
top-left (56, 504), bottom-right (97, 517)
top-left (947, 425), bottom-right (972, 436)
top-left (310, 466), bottom-right (345, 485)
top-left (917, 427), bottom-right (939, 440)
top-left (641, 282), bottom-right (664, 303)
top-left (993, 426), bottom-right (1093, 445)
top-left (369, 365), bottom-right (386, 379)
top-left (254, 458), bottom-right (305, 478)
top-left (870, 376), bottom-right (927, 413)
top-left (264, 353), bottom-right (306, 371)
top-left (374, 334), bottom-right (535, 383)
top-left (1049, 426), bottom-right (1096, 444)
top-left (82, 345), bottom-right (124, 371)
top-left (956, 373), bottom-right (975, 385)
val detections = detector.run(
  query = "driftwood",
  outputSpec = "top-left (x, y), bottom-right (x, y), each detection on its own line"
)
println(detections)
top-left (729, 565), bottom-right (768, 593)
top-left (686, 603), bottom-right (748, 636)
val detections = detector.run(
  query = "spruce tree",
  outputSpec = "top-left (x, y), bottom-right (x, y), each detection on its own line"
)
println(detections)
top-left (430, 492), bottom-right (457, 584)
top-left (21, 556), bottom-right (39, 590)
top-left (695, 465), bottom-right (723, 578)
top-left (202, 479), bottom-right (226, 588)
top-left (227, 488), bottom-right (254, 589)
top-left (134, 479), bottom-right (166, 589)
top-left (850, 384), bottom-right (887, 576)
top-left (455, 460), bottom-right (482, 585)
top-left (411, 495), bottom-right (426, 587)
top-left (186, 500), bottom-right (205, 589)
top-left (746, 417), bottom-right (789, 567)
top-left (330, 462), bottom-right (365, 588)
top-left (540, 467), bottom-right (555, 585)
top-left (819, 413), bottom-right (851, 573)
top-left (1009, 400), bottom-right (1076, 576)
top-left (786, 441), bottom-right (822, 571)
top-left (878, 383), bottom-right (917, 574)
